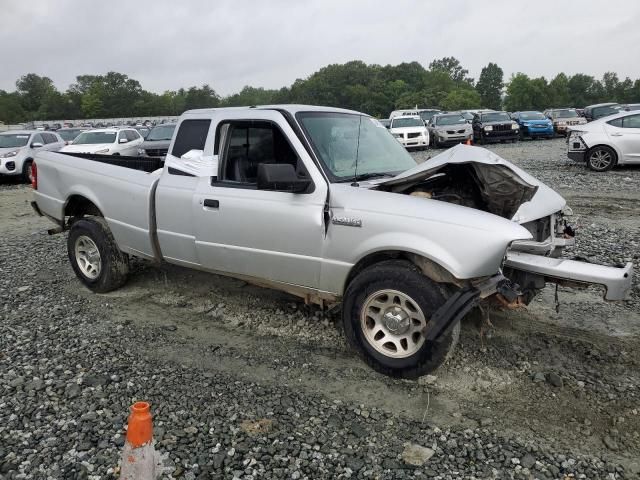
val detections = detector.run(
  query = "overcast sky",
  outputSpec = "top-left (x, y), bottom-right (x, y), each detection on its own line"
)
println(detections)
top-left (2, 0), bottom-right (639, 95)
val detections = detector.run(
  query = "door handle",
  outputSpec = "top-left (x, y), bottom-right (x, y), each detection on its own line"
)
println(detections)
top-left (203, 199), bottom-right (219, 208)
top-left (611, 133), bottom-right (623, 136)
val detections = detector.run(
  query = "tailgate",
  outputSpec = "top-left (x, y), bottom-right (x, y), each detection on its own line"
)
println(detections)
top-left (504, 251), bottom-right (633, 301)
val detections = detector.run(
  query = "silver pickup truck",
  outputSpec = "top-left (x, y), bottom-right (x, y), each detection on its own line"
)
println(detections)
top-left (31, 105), bottom-right (633, 378)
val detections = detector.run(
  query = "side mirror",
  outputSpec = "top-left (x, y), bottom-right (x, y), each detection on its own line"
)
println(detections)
top-left (257, 163), bottom-right (311, 193)
top-left (31, 142), bottom-right (44, 148)
top-left (119, 138), bottom-right (128, 143)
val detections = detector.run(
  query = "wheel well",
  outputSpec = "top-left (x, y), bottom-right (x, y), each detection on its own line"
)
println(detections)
top-left (345, 251), bottom-right (459, 292)
top-left (587, 144), bottom-right (618, 163)
top-left (64, 195), bottom-right (103, 219)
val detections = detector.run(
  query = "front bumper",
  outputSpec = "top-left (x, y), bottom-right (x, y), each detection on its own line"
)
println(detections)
top-left (567, 151), bottom-right (586, 162)
top-left (483, 130), bottom-right (519, 141)
top-left (0, 160), bottom-right (19, 175)
top-left (523, 125), bottom-right (554, 137)
top-left (435, 132), bottom-right (472, 145)
top-left (398, 136), bottom-right (429, 149)
top-left (504, 251), bottom-right (633, 301)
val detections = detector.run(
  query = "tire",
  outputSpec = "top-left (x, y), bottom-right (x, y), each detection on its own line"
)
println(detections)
top-left (22, 160), bottom-right (33, 184)
top-left (342, 260), bottom-right (460, 379)
top-left (67, 217), bottom-right (129, 293)
top-left (586, 145), bottom-right (616, 172)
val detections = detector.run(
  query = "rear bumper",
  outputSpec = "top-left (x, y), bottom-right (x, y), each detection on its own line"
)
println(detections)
top-left (504, 251), bottom-right (633, 301)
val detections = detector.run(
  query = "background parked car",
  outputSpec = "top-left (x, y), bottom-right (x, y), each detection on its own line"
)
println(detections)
top-left (567, 110), bottom-right (640, 171)
top-left (140, 123), bottom-right (177, 158)
top-left (389, 115), bottom-right (429, 149)
top-left (133, 126), bottom-right (150, 139)
top-left (583, 103), bottom-right (619, 122)
top-left (389, 108), bottom-right (441, 126)
top-left (616, 103), bottom-right (640, 112)
top-left (60, 128), bottom-right (144, 156)
top-left (511, 111), bottom-right (554, 139)
top-left (543, 108), bottom-right (587, 136)
top-left (56, 127), bottom-right (87, 145)
top-left (427, 113), bottom-right (472, 147)
top-left (0, 130), bottom-right (64, 182)
top-left (472, 111), bottom-right (519, 144)
top-left (378, 119), bottom-right (391, 129)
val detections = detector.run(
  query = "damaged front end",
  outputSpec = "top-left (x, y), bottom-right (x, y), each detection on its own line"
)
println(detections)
top-left (376, 144), bottom-right (634, 303)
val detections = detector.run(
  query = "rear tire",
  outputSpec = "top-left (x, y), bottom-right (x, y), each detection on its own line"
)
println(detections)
top-left (67, 217), bottom-right (129, 293)
top-left (586, 145), bottom-right (616, 172)
top-left (342, 260), bottom-right (460, 379)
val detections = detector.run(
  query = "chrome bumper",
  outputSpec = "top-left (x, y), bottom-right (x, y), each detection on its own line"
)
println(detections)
top-left (504, 251), bottom-right (633, 301)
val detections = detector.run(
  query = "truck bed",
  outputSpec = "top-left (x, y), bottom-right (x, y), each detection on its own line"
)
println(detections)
top-left (60, 152), bottom-right (164, 172)
top-left (33, 150), bottom-right (162, 260)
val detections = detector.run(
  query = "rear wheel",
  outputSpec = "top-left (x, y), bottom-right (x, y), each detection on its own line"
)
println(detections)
top-left (586, 145), bottom-right (616, 172)
top-left (67, 217), bottom-right (129, 293)
top-left (342, 261), bottom-right (460, 378)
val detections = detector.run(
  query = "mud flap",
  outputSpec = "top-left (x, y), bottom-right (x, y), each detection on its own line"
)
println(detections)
top-left (423, 286), bottom-right (481, 342)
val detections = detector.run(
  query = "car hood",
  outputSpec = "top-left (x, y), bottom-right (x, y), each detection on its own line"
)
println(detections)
top-left (141, 139), bottom-right (171, 150)
top-left (376, 144), bottom-right (566, 223)
top-left (390, 126), bottom-right (426, 134)
top-left (0, 146), bottom-right (25, 155)
top-left (434, 123), bottom-right (469, 130)
top-left (60, 143), bottom-right (114, 153)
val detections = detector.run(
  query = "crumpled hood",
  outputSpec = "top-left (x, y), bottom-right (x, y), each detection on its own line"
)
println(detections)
top-left (60, 143), bottom-right (113, 154)
top-left (378, 144), bottom-right (566, 223)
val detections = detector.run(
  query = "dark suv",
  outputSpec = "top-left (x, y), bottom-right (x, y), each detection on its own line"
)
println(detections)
top-left (583, 103), bottom-right (619, 122)
top-left (472, 111), bottom-right (519, 144)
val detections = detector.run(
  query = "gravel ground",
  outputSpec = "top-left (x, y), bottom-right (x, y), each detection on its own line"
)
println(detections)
top-left (1, 138), bottom-right (639, 479)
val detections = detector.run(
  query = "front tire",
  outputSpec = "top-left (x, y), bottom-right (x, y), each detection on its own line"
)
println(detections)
top-left (67, 217), bottom-right (129, 293)
top-left (586, 145), bottom-right (616, 172)
top-left (342, 261), bottom-right (460, 379)
top-left (22, 160), bottom-right (33, 183)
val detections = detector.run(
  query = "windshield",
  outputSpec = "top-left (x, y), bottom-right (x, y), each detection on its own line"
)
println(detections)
top-left (419, 110), bottom-right (439, 122)
top-left (481, 112), bottom-right (511, 122)
top-left (73, 131), bottom-right (117, 145)
top-left (519, 112), bottom-right (546, 120)
top-left (391, 117), bottom-right (423, 128)
top-left (146, 124), bottom-right (176, 141)
top-left (460, 112), bottom-right (474, 120)
top-left (58, 129), bottom-right (83, 141)
top-left (0, 134), bottom-right (30, 148)
top-left (434, 115), bottom-right (465, 126)
top-left (297, 112), bottom-right (417, 181)
top-left (552, 109), bottom-right (579, 119)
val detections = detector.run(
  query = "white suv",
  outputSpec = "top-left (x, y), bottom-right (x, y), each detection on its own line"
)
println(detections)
top-left (567, 111), bottom-right (640, 171)
top-left (0, 130), bottom-right (64, 182)
top-left (389, 116), bottom-right (430, 150)
top-left (60, 128), bottom-right (144, 156)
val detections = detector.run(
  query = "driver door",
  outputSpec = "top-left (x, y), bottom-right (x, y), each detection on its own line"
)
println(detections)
top-left (192, 110), bottom-right (329, 288)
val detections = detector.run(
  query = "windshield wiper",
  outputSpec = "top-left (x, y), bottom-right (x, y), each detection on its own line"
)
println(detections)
top-left (340, 172), bottom-right (395, 183)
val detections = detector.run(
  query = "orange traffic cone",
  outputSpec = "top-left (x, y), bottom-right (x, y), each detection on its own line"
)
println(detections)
top-left (119, 402), bottom-right (162, 480)
top-left (465, 138), bottom-right (472, 146)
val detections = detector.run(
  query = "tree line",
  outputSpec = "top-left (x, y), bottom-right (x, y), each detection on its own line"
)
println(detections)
top-left (1, 57), bottom-right (640, 124)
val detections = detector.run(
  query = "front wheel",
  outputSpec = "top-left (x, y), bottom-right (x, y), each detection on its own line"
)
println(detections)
top-left (587, 145), bottom-right (616, 172)
top-left (22, 160), bottom-right (33, 183)
top-left (342, 261), bottom-right (460, 378)
top-left (67, 217), bottom-right (129, 293)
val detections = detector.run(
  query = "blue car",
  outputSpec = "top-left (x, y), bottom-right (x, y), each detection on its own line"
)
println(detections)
top-left (510, 111), bottom-right (554, 139)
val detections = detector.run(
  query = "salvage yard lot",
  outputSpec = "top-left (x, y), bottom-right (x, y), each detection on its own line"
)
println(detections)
top-left (1, 138), bottom-right (639, 478)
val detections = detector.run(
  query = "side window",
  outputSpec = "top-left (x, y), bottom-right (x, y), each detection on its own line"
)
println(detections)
top-left (216, 121), bottom-right (301, 186)
top-left (42, 133), bottom-right (56, 144)
top-left (31, 133), bottom-right (44, 145)
top-left (171, 119), bottom-right (211, 158)
top-left (607, 118), bottom-right (623, 128)
top-left (126, 130), bottom-right (139, 141)
top-left (622, 114), bottom-right (640, 129)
